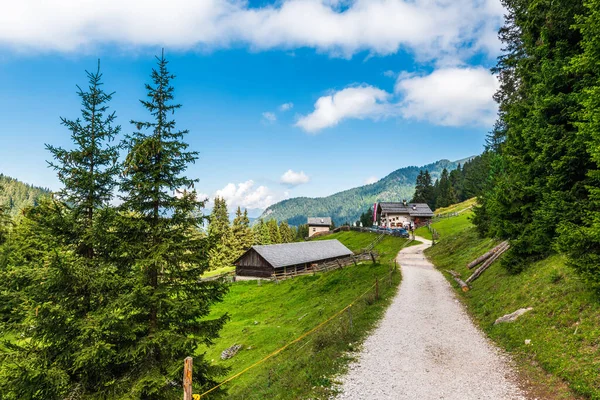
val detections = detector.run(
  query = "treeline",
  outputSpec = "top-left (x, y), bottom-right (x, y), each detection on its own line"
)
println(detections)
top-left (0, 55), bottom-right (230, 399)
top-left (0, 174), bottom-right (49, 216)
top-left (412, 155), bottom-right (490, 210)
top-left (207, 197), bottom-right (298, 270)
top-left (473, 0), bottom-right (600, 291)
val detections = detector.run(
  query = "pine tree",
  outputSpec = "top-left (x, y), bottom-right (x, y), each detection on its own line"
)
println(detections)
top-left (0, 183), bottom-right (11, 245)
top-left (208, 197), bottom-right (234, 270)
top-left (115, 51), bottom-right (229, 398)
top-left (422, 170), bottom-right (435, 209)
top-left (296, 224), bottom-right (309, 240)
top-left (0, 63), bottom-right (123, 398)
top-left (46, 61), bottom-right (121, 258)
top-left (278, 221), bottom-right (294, 243)
top-left (231, 207), bottom-right (253, 259)
top-left (557, 0), bottom-right (600, 291)
top-left (266, 219), bottom-right (282, 244)
top-left (434, 168), bottom-right (456, 209)
top-left (474, 0), bottom-right (591, 272)
top-left (253, 220), bottom-right (272, 244)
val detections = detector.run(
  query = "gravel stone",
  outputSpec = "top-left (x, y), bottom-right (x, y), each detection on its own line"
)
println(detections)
top-left (335, 237), bottom-right (527, 400)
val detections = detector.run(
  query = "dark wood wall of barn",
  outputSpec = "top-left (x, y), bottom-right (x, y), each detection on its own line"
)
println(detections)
top-left (235, 249), bottom-right (274, 278)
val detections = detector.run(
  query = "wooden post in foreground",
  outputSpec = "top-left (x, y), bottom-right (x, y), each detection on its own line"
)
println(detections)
top-left (184, 356), bottom-right (193, 400)
top-left (375, 277), bottom-right (379, 300)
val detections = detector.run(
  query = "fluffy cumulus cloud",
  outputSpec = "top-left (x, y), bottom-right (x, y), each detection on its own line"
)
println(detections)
top-left (261, 111), bottom-right (277, 123)
top-left (214, 180), bottom-right (278, 210)
top-left (295, 67), bottom-right (499, 132)
top-left (295, 85), bottom-right (391, 133)
top-left (395, 67), bottom-right (500, 126)
top-left (2, 0), bottom-right (503, 61)
top-left (279, 102), bottom-right (294, 111)
top-left (280, 169), bottom-right (310, 186)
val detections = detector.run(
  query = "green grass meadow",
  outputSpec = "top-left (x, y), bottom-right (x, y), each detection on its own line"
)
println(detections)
top-left (197, 232), bottom-right (409, 399)
top-left (426, 217), bottom-right (600, 399)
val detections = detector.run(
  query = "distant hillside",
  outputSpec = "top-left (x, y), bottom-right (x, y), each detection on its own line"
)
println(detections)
top-left (0, 174), bottom-right (50, 216)
top-left (260, 157), bottom-right (472, 226)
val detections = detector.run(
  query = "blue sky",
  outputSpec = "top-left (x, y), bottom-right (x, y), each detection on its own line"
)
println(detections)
top-left (0, 0), bottom-right (504, 216)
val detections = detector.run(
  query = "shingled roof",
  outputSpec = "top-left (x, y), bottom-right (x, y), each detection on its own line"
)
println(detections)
top-left (241, 239), bottom-right (353, 268)
top-left (307, 217), bottom-right (332, 226)
top-left (378, 202), bottom-right (434, 218)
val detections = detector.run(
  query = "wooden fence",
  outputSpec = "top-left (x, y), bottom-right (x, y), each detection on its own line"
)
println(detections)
top-left (271, 252), bottom-right (378, 281)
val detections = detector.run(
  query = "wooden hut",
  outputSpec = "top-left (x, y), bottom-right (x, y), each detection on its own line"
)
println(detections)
top-left (234, 239), bottom-right (353, 278)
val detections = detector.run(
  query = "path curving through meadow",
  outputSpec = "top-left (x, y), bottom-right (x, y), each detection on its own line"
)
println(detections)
top-left (335, 237), bottom-right (526, 400)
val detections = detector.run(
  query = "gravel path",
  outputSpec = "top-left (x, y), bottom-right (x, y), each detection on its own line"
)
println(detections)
top-left (335, 237), bottom-right (526, 400)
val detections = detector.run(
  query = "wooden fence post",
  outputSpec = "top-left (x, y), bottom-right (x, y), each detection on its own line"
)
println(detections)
top-left (183, 356), bottom-right (193, 400)
top-left (375, 277), bottom-right (379, 300)
top-left (370, 252), bottom-right (376, 264)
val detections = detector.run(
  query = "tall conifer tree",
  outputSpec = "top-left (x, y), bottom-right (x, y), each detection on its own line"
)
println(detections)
top-left (116, 51), bottom-right (228, 398)
top-left (46, 61), bottom-right (121, 257)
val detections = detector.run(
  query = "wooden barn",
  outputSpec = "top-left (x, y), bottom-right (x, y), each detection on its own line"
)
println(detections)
top-left (234, 239), bottom-right (353, 278)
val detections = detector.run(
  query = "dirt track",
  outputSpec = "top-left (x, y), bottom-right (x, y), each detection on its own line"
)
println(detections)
top-left (335, 237), bottom-right (526, 400)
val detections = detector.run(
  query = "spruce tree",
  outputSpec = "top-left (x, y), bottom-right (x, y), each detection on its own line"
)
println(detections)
top-left (0, 63), bottom-right (122, 398)
top-left (231, 207), bottom-right (253, 256)
top-left (208, 197), bottom-right (235, 270)
top-left (557, 0), bottom-right (600, 291)
top-left (278, 221), bottom-right (294, 243)
top-left (116, 51), bottom-right (228, 398)
top-left (266, 219), bottom-right (282, 243)
top-left (253, 220), bottom-right (272, 244)
top-left (46, 61), bottom-right (121, 258)
top-left (411, 170), bottom-right (427, 203)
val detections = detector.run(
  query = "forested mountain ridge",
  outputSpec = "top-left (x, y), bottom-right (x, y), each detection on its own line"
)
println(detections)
top-left (0, 174), bottom-right (50, 216)
top-left (261, 157), bottom-right (472, 226)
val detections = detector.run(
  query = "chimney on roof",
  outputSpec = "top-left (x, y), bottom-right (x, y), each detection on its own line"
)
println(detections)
top-left (412, 205), bottom-right (417, 210)
top-left (403, 199), bottom-right (407, 206)
top-left (320, 218), bottom-right (324, 223)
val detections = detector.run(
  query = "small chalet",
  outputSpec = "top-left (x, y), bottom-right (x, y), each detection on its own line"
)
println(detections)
top-left (234, 239), bottom-right (353, 278)
top-left (375, 201), bottom-right (434, 228)
top-left (307, 217), bottom-right (332, 237)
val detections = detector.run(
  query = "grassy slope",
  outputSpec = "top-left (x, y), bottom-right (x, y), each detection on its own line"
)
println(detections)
top-left (426, 221), bottom-right (600, 399)
top-left (434, 197), bottom-right (477, 214)
top-left (198, 232), bottom-right (408, 399)
top-left (415, 201), bottom-right (475, 241)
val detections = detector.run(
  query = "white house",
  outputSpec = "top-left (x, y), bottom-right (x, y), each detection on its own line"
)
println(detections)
top-left (375, 201), bottom-right (434, 228)
top-left (307, 217), bottom-right (332, 237)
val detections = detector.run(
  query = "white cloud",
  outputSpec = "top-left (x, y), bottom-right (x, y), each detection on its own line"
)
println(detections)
top-left (1, 0), bottom-right (503, 62)
top-left (262, 111), bottom-right (277, 123)
top-left (295, 85), bottom-right (391, 133)
top-left (383, 70), bottom-right (397, 78)
top-left (214, 180), bottom-right (280, 210)
top-left (279, 102), bottom-right (294, 111)
top-left (395, 67), bottom-right (499, 126)
top-left (296, 67), bottom-right (499, 132)
top-left (280, 169), bottom-right (310, 186)
top-left (364, 176), bottom-right (378, 184)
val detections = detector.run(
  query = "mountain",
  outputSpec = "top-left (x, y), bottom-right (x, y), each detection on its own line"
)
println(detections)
top-left (0, 174), bottom-right (51, 216)
top-left (260, 157), bottom-right (472, 226)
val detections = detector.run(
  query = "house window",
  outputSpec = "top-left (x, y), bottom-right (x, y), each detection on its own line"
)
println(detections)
top-left (312, 228), bottom-right (316, 232)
